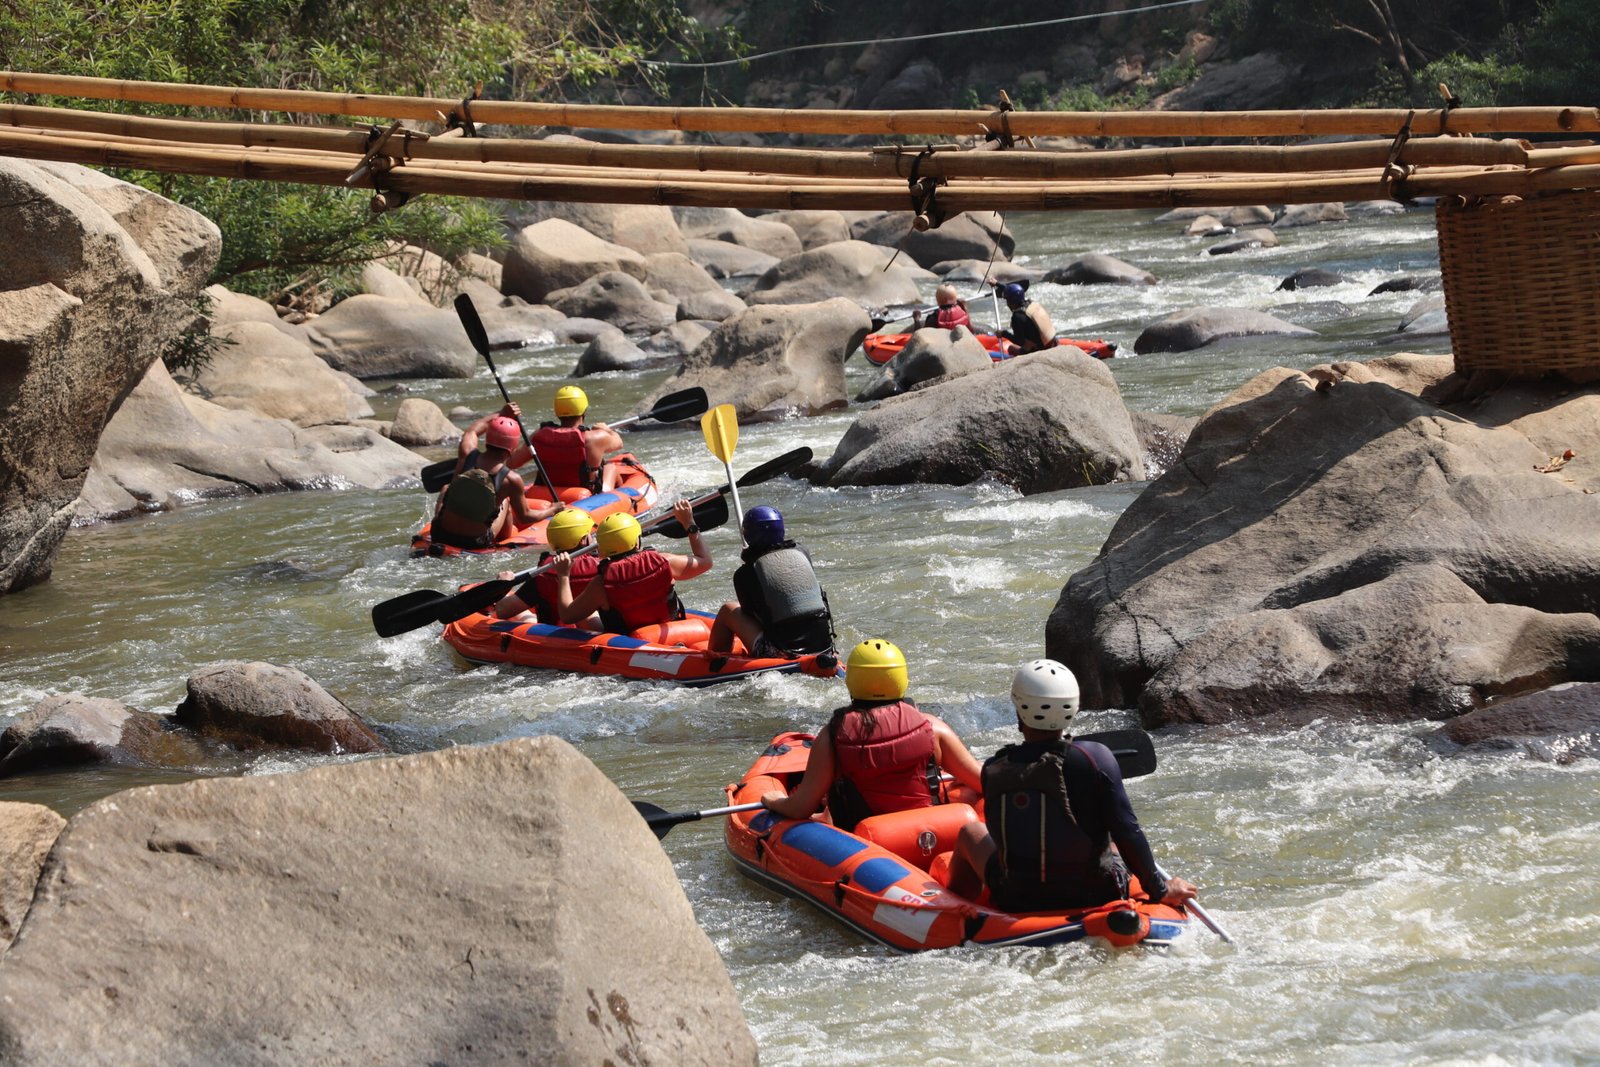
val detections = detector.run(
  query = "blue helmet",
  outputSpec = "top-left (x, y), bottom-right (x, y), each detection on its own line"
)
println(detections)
top-left (743, 505), bottom-right (785, 547)
top-left (999, 281), bottom-right (1029, 305)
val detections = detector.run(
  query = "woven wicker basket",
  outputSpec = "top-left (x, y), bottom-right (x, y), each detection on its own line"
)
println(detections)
top-left (1436, 189), bottom-right (1600, 381)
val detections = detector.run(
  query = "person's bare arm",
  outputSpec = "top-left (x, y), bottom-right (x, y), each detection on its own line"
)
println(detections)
top-left (664, 499), bottom-right (712, 579)
top-left (761, 725), bottom-right (835, 819)
top-left (927, 715), bottom-right (983, 794)
top-left (554, 553), bottom-right (608, 624)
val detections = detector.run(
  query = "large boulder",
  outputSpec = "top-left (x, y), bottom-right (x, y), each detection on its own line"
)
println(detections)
top-left (1043, 253), bottom-right (1157, 287)
top-left (574, 328), bottom-right (651, 376)
top-left (1208, 228), bottom-right (1280, 255)
top-left (0, 693), bottom-right (198, 776)
top-left (1399, 295), bottom-right (1450, 335)
top-left (0, 737), bottom-right (757, 1064)
top-left (0, 160), bottom-right (220, 593)
top-left (356, 261), bottom-right (428, 304)
top-left (1275, 202), bottom-right (1350, 228)
top-left (204, 284), bottom-right (305, 341)
top-left (77, 360), bottom-right (420, 523)
top-left (303, 295), bottom-right (477, 379)
top-left (477, 301), bottom-right (567, 349)
top-left (0, 803), bottom-right (64, 951)
top-left (818, 348), bottom-right (1145, 492)
top-left (855, 327), bottom-right (993, 402)
top-left (685, 238), bottom-right (780, 280)
top-left (501, 218), bottom-right (649, 305)
top-left (672, 207), bottom-right (803, 260)
top-left (849, 211), bottom-right (1014, 269)
top-left (1135, 307), bottom-right (1315, 354)
top-left (744, 241), bottom-right (922, 308)
top-left (934, 260), bottom-right (1043, 286)
top-left (173, 661), bottom-right (389, 755)
top-left (1153, 52), bottom-right (1302, 111)
top-left (762, 209), bottom-right (852, 250)
top-left (643, 253), bottom-right (746, 321)
top-left (641, 299), bottom-right (869, 418)
top-left (509, 202), bottom-right (689, 257)
top-left (545, 271), bottom-right (679, 334)
top-left (1440, 682), bottom-right (1600, 762)
top-left (387, 398), bottom-right (460, 446)
top-left (198, 321), bottom-right (372, 426)
top-left (1047, 356), bottom-right (1600, 725)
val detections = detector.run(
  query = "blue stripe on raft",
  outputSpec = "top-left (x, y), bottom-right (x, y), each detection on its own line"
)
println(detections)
top-left (853, 857), bottom-right (911, 893)
top-left (504, 623), bottom-right (597, 641)
top-left (606, 635), bottom-right (649, 648)
top-left (572, 492), bottom-right (626, 515)
top-left (686, 609), bottom-right (716, 620)
top-left (781, 821), bottom-right (867, 867)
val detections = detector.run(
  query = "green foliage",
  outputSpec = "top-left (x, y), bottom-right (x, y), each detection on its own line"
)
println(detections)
top-left (161, 291), bottom-right (235, 385)
top-left (1153, 57), bottom-right (1200, 94)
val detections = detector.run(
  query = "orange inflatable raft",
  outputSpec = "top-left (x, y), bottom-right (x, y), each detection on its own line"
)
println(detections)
top-left (723, 732), bottom-right (1191, 952)
top-left (441, 611), bottom-right (841, 687)
top-left (410, 454), bottom-right (658, 558)
top-left (862, 333), bottom-right (1117, 365)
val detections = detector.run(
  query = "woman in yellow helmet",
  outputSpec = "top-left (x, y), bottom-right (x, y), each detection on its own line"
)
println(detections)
top-left (491, 509), bottom-right (602, 627)
top-left (551, 500), bottom-right (712, 633)
top-left (760, 638), bottom-right (983, 832)
top-left (530, 385), bottom-right (626, 494)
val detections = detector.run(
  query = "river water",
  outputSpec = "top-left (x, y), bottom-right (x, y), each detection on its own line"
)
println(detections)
top-left (4, 208), bottom-right (1598, 1065)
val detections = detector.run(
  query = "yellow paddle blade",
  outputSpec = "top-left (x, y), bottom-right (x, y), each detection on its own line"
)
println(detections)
top-left (701, 403), bottom-right (739, 464)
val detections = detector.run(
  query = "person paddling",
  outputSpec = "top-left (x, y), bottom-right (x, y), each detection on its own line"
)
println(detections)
top-left (531, 386), bottom-right (625, 495)
top-left (994, 280), bottom-right (1057, 355)
top-left (432, 412), bottom-right (562, 550)
top-left (945, 659), bottom-right (1197, 911)
top-left (759, 639), bottom-right (983, 831)
top-left (551, 502), bottom-right (711, 633)
top-left (492, 509), bottom-right (601, 627)
top-left (912, 283), bottom-right (973, 331)
top-left (707, 506), bottom-right (834, 661)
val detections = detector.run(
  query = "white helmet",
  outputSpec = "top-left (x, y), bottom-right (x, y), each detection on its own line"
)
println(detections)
top-left (1011, 658), bottom-right (1080, 733)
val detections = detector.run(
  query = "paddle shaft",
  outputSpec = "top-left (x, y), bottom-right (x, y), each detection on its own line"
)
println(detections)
top-left (1156, 862), bottom-right (1235, 944)
top-left (454, 293), bottom-right (556, 492)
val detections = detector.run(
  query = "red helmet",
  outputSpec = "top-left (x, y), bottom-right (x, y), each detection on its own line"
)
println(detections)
top-left (485, 416), bottom-right (521, 451)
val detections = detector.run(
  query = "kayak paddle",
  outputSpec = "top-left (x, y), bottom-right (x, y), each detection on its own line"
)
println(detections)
top-left (372, 445), bottom-right (813, 637)
top-left (452, 293), bottom-right (556, 493)
top-left (1155, 861), bottom-right (1235, 945)
top-left (418, 385), bottom-right (710, 493)
top-left (701, 404), bottom-right (744, 543)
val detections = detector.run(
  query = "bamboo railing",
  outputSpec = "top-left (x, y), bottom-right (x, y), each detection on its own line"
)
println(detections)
top-left (1, 71), bottom-right (1597, 214)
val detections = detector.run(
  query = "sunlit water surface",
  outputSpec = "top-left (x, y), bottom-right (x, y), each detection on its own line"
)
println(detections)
top-left (3, 210), bottom-right (1596, 1065)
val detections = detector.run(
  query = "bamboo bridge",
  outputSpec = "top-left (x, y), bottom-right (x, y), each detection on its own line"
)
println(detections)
top-left (4, 71), bottom-right (1600, 378)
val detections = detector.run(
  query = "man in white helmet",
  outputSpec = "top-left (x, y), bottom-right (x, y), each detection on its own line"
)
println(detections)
top-left (945, 659), bottom-right (1197, 912)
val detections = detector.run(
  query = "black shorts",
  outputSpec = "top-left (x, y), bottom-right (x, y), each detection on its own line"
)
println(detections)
top-left (431, 525), bottom-right (495, 549)
top-left (986, 854), bottom-right (1130, 913)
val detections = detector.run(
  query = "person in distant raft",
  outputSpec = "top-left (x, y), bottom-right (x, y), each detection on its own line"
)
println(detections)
top-left (944, 659), bottom-right (1197, 911)
top-left (551, 502), bottom-right (711, 633)
top-left (432, 411), bottom-right (562, 550)
top-left (912, 283), bottom-right (972, 331)
top-left (492, 509), bottom-right (602, 627)
top-left (994, 280), bottom-right (1056, 355)
top-left (759, 639), bottom-right (984, 832)
top-left (707, 506), bottom-right (835, 660)
top-left (530, 385), bottom-right (625, 495)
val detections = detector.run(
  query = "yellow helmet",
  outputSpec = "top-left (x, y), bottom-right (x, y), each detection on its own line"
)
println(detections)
top-left (554, 385), bottom-right (589, 418)
top-left (595, 512), bottom-right (642, 557)
top-left (845, 638), bottom-right (908, 701)
top-left (546, 509), bottom-right (595, 552)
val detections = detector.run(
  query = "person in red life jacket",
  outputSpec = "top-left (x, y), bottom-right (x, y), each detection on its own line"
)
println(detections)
top-left (431, 413), bottom-right (562, 550)
top-left (944, 659), bottom-right (1197, 912)
top-left (759, 639), bottom-right (983, 832)
top-left (492, 510), bottom-right (602, 627)
top-left (530, 385), bottom-right (625, 495)
top-left (550, 501), bottom-right (711, 633)
top-left (707, 505), bottom-right (834, 660)
top-left (910, 284), bottom-right (972, 332)
top-left (994, 280), bottom-right (1057, 355)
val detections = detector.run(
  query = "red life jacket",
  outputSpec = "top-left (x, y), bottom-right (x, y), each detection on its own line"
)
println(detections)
top-left (933, 304), bottom-right (971, 330)
top-left (599, 549), bottom-right (680, 632)
top-left (531, 424), bottom-right (592, 491)
top-left (830, 700), bottom-right (937, 823)
top-left (533, 552), bottom-right (599, 624)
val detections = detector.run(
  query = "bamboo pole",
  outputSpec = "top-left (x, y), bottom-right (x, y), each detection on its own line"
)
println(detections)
top-left (4, 70), bottom-right (1598, 138)
top-left (3, 124), bottom-right (1595, 212)
top-left (0, 102), bottom-right (1532, 182)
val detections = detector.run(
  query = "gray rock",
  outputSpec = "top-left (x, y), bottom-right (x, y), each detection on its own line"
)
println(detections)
top-left (1369, 275), bottom-right (1443, 296)
top-left (1275, 202), bottom-right (1349, 228)
top-left (1130, 410), bottom-right (1197, 479)
top-left (477, 302), bottom-right (566, 349)
top-left (1135, 307), bottom-right (1315, 354)
top-left (1441, 682), bottom-right (1600, 761)
top-left (304, 295), bottom-right (477, 379)
top-left (200, 321), bottom-right (371, 426)
top-left (0, 693), bottom-right (196, 776)
top-left (640, 299), bottom-right (868, 419)
top-left (1347, 200), bottom-right (1408, 218)
top-left (1208, 227), bottom-right (1280, 255)
top-left (673, 207), bottom-right (803, 260)
top-left (820, 348), bottom-right (1144, 492)
top-left (1399, 295), bottom-right (1450, 334)
top-left (1185, 214), bottom-right (1228, 237)
top-left (848, 211), bottom-right (1014, 270)
top-left (501, 218), bottom-right (649, 305)
top-left (387, 398), bottom-right (460, 446)
top-left (0, 737), bottom-right (757, 1065)
top-left (1155, 52), bottom-right (1302, 111)
top-left (643, 253), bottom-right (746, 321)
top-left (174, 661), bottom-right (389, 755)
top-left (507, 202), bottom-right (688, 256)
top-left (0, 160), bottom-right (220, 593)
top-left (639, 320), bottom-right (713, 360)
top-left (932, 260), bottom-right (1043, 286)
top-left (1046, 356), bottom-right (1600, 724)
top-left (869, 59), bottom-right (945, 110)
top-left (1222, 205), bottom-right (1276, 227)
top-left (855, 327), bottom-right (993, 401)
top-left (546, 271), bottom-right (678, 334)
top-left (762, 209), bottom-right (852, 250)
top-left (357, 261), bottom-right (428, 303)
top-left (204, 284), bottom-right (305, 341)
top-left (1044, 253), bottom-right (1157, 287)
top-left (0, 802), bottom-right (64, 950)
top-left (575, 329), bottom-right (650, 376)
top-left (685, 238), bottom-right (780, 279)
top-left (745, 241), bottom-right (922, 307)
top-left (1277, 268), bottom-right (1348, 291)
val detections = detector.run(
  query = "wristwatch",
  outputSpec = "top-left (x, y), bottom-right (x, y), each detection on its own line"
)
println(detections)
top-left (685, 524), bottom-right (701, 535)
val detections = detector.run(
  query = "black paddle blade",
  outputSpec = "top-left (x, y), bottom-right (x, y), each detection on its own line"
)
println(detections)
top-left (420, 457), bottom-right (457, 493)
top-left (645, 386), bottom-right (709, 425)
top-left (454, 293), bottom-right (491, 357)
top-left (633, 801), bottom-right (699, 840)
top-left (371, 589), bottom-right (451, 638)
top-left (735, 446), bottom-right (813, 487)
top-left (652, 493), bottom-right (730, 538)
top-left (430, 576), bottom-right (521, 627)
top-left (1077, 728), bottom-right (1158, 779)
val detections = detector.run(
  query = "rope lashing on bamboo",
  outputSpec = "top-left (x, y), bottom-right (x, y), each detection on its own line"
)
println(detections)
top-left (1382, 112), bottom-right (1415, 204)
